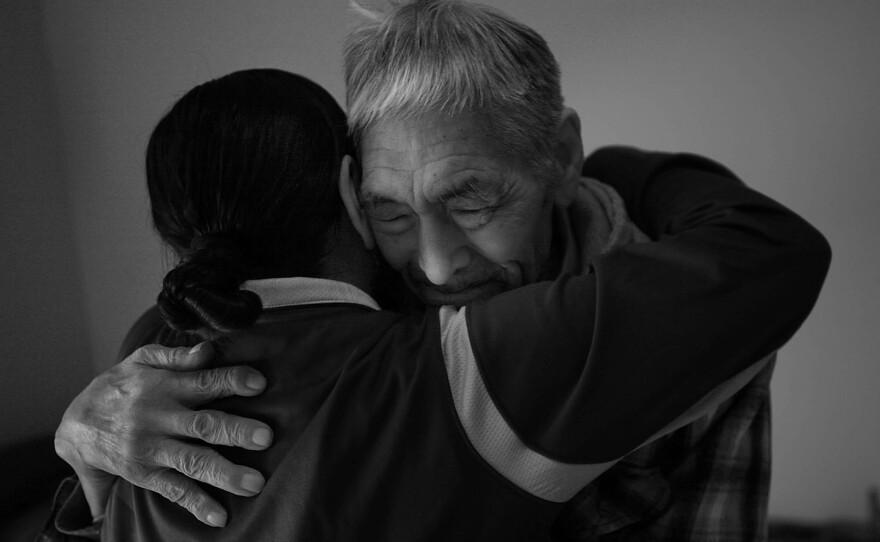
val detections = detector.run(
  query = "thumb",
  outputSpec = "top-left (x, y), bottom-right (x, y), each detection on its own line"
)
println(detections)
top-left (79, 468), bottom-right (118, 522)
top-left (133, 342), bottom-right (215, 371)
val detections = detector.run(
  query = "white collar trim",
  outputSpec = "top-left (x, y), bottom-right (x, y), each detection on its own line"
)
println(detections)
top-left (241, 277), bottom-right (381, 311)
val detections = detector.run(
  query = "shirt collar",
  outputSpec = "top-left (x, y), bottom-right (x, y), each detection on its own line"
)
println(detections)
top-left (241, 277), bottom-right (381, 311)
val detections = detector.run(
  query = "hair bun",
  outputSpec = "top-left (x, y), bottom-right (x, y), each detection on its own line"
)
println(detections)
top-left (158, 234), bottom-right (262, 334)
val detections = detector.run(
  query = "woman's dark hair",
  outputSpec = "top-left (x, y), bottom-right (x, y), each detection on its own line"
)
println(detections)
top-left (149, 69), bottom-right (352, 334)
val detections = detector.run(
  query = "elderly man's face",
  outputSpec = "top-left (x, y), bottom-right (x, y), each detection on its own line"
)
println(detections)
top-left (359, 113), bottom-right (557, 307)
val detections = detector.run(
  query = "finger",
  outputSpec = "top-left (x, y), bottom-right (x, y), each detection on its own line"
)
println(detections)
top-left (78, 468), bottom-right (117, 521)
top-left (133, 342), bottom-right (215, 371)
top-left (179, 409), bottom-right (273, 450)
top-left (173, 365), bottom-right (267, 404)
top-left (157, 441), bottom-right (266, 497)
top-left (139, 468), bottom-right (229, 528)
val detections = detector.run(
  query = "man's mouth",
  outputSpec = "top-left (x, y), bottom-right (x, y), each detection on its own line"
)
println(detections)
top-left (414, 280), bottom-right (507, 307)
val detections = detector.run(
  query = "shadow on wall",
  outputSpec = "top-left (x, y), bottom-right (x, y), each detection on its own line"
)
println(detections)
top-left (0, 0), bottom-right (95, 450)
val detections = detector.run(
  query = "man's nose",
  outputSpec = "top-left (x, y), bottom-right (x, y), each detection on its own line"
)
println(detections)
top-left (417, 216), bottom-right (470, 285)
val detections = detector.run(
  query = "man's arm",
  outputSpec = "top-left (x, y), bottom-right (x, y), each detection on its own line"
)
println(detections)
top-left (465, 147), bottom-right (830, 464)
top-left (54, 312), bottom-right (273, 528)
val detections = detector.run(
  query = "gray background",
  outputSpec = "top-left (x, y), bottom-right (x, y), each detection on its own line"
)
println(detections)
top-left (2, 0), bottom-right (877, 521)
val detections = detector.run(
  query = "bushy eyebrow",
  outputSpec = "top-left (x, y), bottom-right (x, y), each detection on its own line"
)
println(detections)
top-left (359, 191), bottom-right (403, 209)
top-left (435, 176), bottom-right (500, 204)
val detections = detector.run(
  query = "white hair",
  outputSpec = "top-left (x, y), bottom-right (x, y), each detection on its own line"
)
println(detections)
top-left (344, 0), bottom-right (563, 177)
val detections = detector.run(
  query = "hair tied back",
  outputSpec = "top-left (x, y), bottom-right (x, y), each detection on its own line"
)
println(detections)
top-left (158, 232), bottom-right (263, 334)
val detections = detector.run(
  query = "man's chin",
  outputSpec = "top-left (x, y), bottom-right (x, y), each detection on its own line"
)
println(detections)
top-left (417, 282), bottom-right (508, 308)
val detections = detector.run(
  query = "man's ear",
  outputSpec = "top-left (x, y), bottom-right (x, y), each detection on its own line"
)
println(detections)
top-left (554, 108), bottom-right (585, 187)
top-left (338, 154), bottom-right (375, 251)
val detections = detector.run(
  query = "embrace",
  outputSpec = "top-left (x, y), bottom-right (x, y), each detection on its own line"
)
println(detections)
top-left (48, 1), bottom-right (830, 541)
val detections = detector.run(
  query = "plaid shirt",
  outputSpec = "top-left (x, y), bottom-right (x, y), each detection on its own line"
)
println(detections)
top-left (552, 357), bottom-right (775, 542)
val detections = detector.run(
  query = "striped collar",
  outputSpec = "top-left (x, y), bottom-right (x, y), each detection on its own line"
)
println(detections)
top-left (241, 277), bottom-right (381, 311)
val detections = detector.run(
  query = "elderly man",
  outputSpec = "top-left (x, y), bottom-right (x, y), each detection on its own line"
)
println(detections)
top-left (51, 1), bottom-right (830, 540)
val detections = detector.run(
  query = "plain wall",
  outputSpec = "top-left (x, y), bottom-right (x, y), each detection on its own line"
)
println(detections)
top-left (19, 0), bottom-right (880, 520)
top-left (0, 0), bottom-right (94, 448)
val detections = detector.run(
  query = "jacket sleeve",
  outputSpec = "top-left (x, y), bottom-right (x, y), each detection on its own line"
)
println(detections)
top-left (461, 146), bottom-right (831, 464)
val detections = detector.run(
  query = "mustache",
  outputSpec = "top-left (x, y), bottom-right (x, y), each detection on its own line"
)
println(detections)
top-left (402, 263), bottom-right (507, 293)
top-left (410, 277), bottom-right (504, 294)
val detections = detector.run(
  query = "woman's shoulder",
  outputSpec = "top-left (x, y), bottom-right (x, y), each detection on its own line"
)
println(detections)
top-left (117, 305), bottom-right (198, 361)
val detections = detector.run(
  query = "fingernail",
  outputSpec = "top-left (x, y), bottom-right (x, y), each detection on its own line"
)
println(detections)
top-left (206, 510), bottom-right (227, 527)
top-left (240, 472), bottom-right (265, 494)
top-left (246, 373), bottom-right (266, 391)
top-left (252, 428), bottom-right (272, 447)
top-left (189, 343), bottom-right (204, 355)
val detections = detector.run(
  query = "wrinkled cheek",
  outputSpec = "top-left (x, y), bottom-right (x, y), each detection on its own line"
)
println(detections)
top-left (528, 219), bottom-right (555, 281)
top-left (490, 213), bottom-right (553, 285)
top-left (467, 227), bottom-right (510, 264)
top-left (375, 233), bottom-right (414, 271)
top-left (466, 227), bottom-right (530, 285)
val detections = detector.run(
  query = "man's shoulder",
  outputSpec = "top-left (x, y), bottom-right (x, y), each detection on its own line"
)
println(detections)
top-left (581, 146), bottom-right (744, 239)
top-left (582, 145), bottom-right (739, 183)
top-left (551, 174), bottom-right (650, 275)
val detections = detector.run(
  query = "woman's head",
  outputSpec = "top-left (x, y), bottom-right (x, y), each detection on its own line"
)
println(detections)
top-left (149, 69), bottom-right (352, 333)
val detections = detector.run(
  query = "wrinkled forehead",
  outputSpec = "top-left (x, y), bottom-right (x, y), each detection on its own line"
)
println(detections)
top-left (359, 113), bottom-right (491, 160)
top-left (358, 113), bottom-right (521, 203)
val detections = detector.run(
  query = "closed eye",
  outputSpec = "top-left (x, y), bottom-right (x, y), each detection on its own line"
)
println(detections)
top-left (449, 206), bottom-right (496, 229)
top-left (363, 200), bottom-right (412, 222)
top-left (367, 211), bottom-right (414, 234)
top-left (375, 214), bottom-right (408, 222)
top-left (450, 208), bottom-right (487, 216)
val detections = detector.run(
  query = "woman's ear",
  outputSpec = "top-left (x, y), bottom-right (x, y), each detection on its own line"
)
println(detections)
top-left (554, 108), bottom-right (585, 187)
top-left (338, 154), bottom-right (375, 250)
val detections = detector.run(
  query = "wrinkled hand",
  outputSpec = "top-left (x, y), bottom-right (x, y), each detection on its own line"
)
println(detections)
top-left (54, 342), bottom-right (273, 528)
